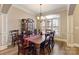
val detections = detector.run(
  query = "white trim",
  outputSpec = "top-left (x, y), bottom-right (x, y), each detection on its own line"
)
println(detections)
top-left (70, 15), bottom-right (74, 43)
top-left (0, 45), bottom-right (7, 50)
top-left (55, 38), bottom-right (67, 42)
top-left (67, 43), bottom-right (79, 47)
top-left (1, 14), bottom-right (4, 46)
top-left (67, 5), bottom-right (74, 46)
top-left (67, 5), bottom-right (69, 46)
top-left (55, 38), bottom-right (79, 47)
top-left (5, 14), bottom-right (8, 46)
top-left (73, 43), bottom-right (79, 47)
top-left (67, 43), bottom-right (74, 47)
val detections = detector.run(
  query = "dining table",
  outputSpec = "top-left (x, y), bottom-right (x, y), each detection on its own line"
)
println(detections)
top-left (24, 34), bottom-right (45, 54)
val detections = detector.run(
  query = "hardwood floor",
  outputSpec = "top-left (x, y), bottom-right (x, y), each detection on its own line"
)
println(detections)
top-left (0, 40), bottom-right (79, 55)
top-left (51, 41), bottom-right (79, 55)
top-left (0, 45), bottom-right (18, 55)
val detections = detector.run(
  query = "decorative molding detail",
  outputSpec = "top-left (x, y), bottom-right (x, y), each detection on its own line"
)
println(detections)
top-left (1, 4), bottom-right (12, 14)
top-left (68, 4), bottom-right (76, 15)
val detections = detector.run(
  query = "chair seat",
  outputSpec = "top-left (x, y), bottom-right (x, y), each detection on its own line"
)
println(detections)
top-left (40, 41), bottom-right (45, 48)
top-left (40, 40), bottom-right (49, 48)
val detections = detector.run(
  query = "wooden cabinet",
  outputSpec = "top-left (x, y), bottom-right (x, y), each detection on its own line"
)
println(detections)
top-left (21, 18), bottom-right (34, 33)
top-left (21, 19), bottom-right (26, 32)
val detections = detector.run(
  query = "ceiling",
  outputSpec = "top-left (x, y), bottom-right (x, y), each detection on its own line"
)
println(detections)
top-left (0, 4), bottom-right (11, 14)
top-left (68, 4), bottom-right (76, 15)
top-left (13, 4), bottom-right (67, 15)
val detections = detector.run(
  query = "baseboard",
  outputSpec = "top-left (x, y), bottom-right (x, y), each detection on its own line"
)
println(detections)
top-left (67, 43), bottom-right (79, 47)
top-left (55, 38), bottom-right (79, 47)
top-left (0, 45), bottom-right (8, 50)
top-left (0, 43), bottom-right (11, 51)
top-left (73, 43), bottom-right (79, 47)
top-left (55, 38), bottom-right (67, 43)
top-left (67, 43), bottom-right (74, 47)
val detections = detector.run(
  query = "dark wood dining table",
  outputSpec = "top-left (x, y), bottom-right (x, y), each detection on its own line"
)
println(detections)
top-left (24, 34), bottom-right (45, 54)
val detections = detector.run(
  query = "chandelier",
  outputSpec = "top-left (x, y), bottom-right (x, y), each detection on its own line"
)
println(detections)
top-left (37, 4), bottom-right (43, 20)
top-left (40, 4), bottom-right (42, 20)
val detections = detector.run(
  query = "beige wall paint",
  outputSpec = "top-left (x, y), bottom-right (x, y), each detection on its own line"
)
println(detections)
top-left (67, 15), bottom-right (74, 46)
top-left (73, 5), bottom-right (79, 44)
top-left (0, 15), bottom-right (2, 46)
top-left (59, 10), bottom-right (67, 40)
top-left (0, 5), bottom-right (36, 50)
top-left (67, 5), bottom-right (79, 47)
top-left (36, 10), bottom-right (67, 40)
top-left (8, 6), bottom-right (35, 31)
top-left (7, 6), bottom-right (36, 45)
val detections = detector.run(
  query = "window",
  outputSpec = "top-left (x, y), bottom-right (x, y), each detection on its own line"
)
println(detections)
top-left (47, 20), bottom-right (51, 29)
top-left (40, 14), bottom-right (60, 36)
top-left (41, 20), bottom-right (45, 34)
top-left (52, 18), bottom-right (59, 35)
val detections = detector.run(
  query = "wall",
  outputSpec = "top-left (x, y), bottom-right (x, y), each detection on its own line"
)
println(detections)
top-left (0, 5), bottom-right (37, 50)
top-left (67, 15), bottom-right (74, 46)
top-left (36, 10), bottom-right (67, 41)
top-left (73, 5), bottom-right (79, 44)
top-left (67, 5), bottom-right (79, 47)
top-left (7, 6), bottom-right (36, 45)
top-left (8, 6), bottom-right (35, 31)
top-left (59, 10), bottom-right (67, 40)
top-left (0, 14), bottom-right (8, 50)
top-left (0, 15), bottom-right (2, 46)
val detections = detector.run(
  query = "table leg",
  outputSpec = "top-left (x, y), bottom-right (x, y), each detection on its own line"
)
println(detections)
top-left (36, 48), bottom-right (40, 55)
top-left (35, 44), bottom-right (40, 55)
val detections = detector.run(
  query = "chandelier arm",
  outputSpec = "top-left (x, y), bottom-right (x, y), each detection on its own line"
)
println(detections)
top-left (40, 4), bottom-right (42, 19)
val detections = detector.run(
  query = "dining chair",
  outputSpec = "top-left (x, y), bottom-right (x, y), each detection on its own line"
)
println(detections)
top-left (17, 34), bottom-right (30, 55)
top-left (21, 31), bottom-right (37, 55)
top-left (34, 29), bottom-right (37, 35)
top-left (28, 42), bottom-right (37, 55)
top-left (27, 31), bottom-right (37, 55)
top-left (50, 31), bottom-right (55, 49)
top-left (10, 30), bottom-right (19, 46)
top-left (40, 34), bottom-right (51, 54)
top-left (38, 29), bottom-right (42, 35)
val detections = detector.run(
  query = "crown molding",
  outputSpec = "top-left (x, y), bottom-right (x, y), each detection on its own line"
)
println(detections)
top-left (68, 4), bottom-right (76, 15)
top-left (12, 4), bottom-right (36, 16)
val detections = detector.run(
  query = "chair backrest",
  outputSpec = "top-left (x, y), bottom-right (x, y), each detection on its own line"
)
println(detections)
top-left (17, 38), bottom-right (25, 55)
top-left (10, 30), bottom-right (19, 41)
top-left (17, 39), bottom-right (23, 47)
top-left (50, 31), bottom-right (55, 42)
top-left (18, 34), bottom-right (24, 44)
top-left (18, 35), bottom-right (29, 49)
top-left (53, 31), bottom-right (55, 38)
top-left (26, 30), bottom-right (31, 36)
top-left (34, 29), bottom-right (37, 35)
top-left (44, 34), bottom-right (50, 46)
top-left (45, 33), bottom-right (50, 40)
